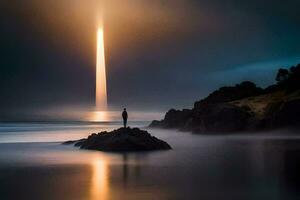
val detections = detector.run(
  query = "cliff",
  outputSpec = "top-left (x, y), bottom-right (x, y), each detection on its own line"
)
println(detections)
top-left (150, 64), bottom-right (300, 133)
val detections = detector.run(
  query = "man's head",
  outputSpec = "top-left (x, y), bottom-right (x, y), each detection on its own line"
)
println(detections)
top-left (124, 108), bottom-right (126, 111)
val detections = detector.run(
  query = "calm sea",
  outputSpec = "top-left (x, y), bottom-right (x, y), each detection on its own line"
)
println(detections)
top-left (0, 121), bottom-right (300, 199)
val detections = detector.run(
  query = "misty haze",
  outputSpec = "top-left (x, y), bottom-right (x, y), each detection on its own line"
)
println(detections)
top-left (0, 0), bottom-right (300, 200)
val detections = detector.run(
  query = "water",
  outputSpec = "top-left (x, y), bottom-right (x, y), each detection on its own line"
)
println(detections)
top-left (0, 122), bottom-right (300, 199)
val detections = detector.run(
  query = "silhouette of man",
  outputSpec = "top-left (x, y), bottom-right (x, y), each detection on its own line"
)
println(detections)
top-left (122, 108), bottom-right (128, 128)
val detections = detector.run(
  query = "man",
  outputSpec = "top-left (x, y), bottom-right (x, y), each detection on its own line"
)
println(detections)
top-left (122, 108), bottom-right (128, 128)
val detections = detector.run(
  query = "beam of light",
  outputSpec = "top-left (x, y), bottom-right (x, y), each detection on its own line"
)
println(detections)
top-left (96, 27), bottom-right (108, 110)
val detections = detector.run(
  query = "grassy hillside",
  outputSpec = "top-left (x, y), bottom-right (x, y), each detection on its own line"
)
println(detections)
top-left (230, 90), bottom-right (300, 119)
top-left (150, 64), bottom-right (300, 132)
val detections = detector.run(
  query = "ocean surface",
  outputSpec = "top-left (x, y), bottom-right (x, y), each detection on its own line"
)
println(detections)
top-left (1, 121), bottom-right (300, 200)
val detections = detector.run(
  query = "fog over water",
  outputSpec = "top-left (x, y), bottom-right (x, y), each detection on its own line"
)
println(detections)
top-left (1, 122), bottom-right (300, 199)
top-left (1, 1), bottom-right (300, 199)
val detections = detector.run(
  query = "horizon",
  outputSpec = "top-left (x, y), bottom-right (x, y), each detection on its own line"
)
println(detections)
top-left (1, 1), bottom-right (300, 200)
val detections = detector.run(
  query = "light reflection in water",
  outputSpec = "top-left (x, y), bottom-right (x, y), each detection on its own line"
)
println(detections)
top-left (91, 155), bottom-right (109, 200)
top-left (88, 111), bottom-right (112, 122)
top-left (85, 110), bottom-right (163, 122)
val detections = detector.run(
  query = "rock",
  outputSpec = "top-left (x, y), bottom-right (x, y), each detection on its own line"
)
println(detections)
top-left (149, 76), bottom-right (300, 133)
top-left (149, 120), bottom-right (164, 127)
top-left (62, 140), bottom-right (77, 145)
top-left (150, 109), bottom-right (192, 128)
top-left (150, 103), bottom-right (253, 133)
top-left (63, 127), bottom-right (172, 152)
top-left (186, 103), bottom-right (253, 132)
top-left (74, 139), bottom-right (87, 147)
top-left (269, 99), bottom-right (300, 128)
top-left (149, 82), bottom-right (263, 132)
top-left (62, 138), bottom-right (86, 145)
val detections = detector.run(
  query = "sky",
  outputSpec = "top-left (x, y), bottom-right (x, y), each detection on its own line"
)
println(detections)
top-left (0, 0), bottom-right (300, 115)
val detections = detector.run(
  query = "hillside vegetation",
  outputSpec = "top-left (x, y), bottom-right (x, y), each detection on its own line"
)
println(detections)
top-left (150, 64), bottom-right (300, 133)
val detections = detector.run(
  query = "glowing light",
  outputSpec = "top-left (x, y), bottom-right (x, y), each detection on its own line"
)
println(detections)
top-left (91, 156), bottom-right (109, 200)
top-left (88, 111), bottom-right (111, 122)
top-left (96, 27), bottom-right (108, 110)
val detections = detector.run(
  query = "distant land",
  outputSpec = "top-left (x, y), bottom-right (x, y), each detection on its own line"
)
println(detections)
top-left (150, 64), bottom-right (300, 133)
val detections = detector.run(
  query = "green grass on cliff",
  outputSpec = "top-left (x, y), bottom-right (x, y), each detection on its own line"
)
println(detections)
top-left (230, 90), bottom-right (300, 118)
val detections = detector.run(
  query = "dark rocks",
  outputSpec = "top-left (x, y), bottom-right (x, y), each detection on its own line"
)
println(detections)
top-left (149, 120), bottom-right (164, 127)
top-left (269, 99), bottom-right (300, 128)
top-left (63, 138), bottom-right (86, 145)
top-left (188, 103), bottom-right (253, 132)
top-left (151, 103), bottom-right (253, 133)
top-left (149, 65), bottom-right (300, 133)
top-left (63, 127), bottom-right (172, 152)
top-left (149, 79), bottom-right (300, 133)
top-left (150, 109), bottom-right (192, 128)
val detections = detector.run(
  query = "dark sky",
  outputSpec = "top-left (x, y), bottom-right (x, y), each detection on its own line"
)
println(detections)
top-left (1, 0), bottom-right (300, 113)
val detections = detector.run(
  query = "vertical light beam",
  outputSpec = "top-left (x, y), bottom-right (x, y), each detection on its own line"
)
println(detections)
top-left (96, 27), bottom-right (108, 110)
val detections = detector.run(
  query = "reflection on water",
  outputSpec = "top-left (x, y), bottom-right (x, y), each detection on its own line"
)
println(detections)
top-left (85, 110), bottom-right (163, 123)
top-left (91, 155), bottom-right (109, 200)
top-left (122, 154), bottom-right (128, 187)
top-left (121, 154), bottom-right (143, 188)
top-left (1, 123), bottom-right (300, 199)
top-left (87, 111), bottom-right (117, 122)
top-left (89, 153), bottom-right (147, 200)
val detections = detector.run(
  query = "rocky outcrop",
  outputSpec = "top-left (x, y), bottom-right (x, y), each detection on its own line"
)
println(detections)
top-left (150, 109), bottom-right (192, 129)
top-left (63, 127), bottom-right (172, 152)
top-left (150, 80), bottom-right (300, 133)
top-left (150, 103), bottom-right (254, 132)
top-left (185, 103), bottom-right (253, 132)
top-left (267, 99), bottom-right (300, 128)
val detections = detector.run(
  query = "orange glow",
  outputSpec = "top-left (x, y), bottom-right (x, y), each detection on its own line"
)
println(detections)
top-left (96, 27), bottom-right (108, 110)
top-left (88, 111), bottom-right (111, 122)
top-left (90, 156), bottom-right (109, 200)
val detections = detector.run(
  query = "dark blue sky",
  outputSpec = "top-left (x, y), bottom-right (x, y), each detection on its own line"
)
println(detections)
top-left (0, 0), bottom-right (300, 113)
